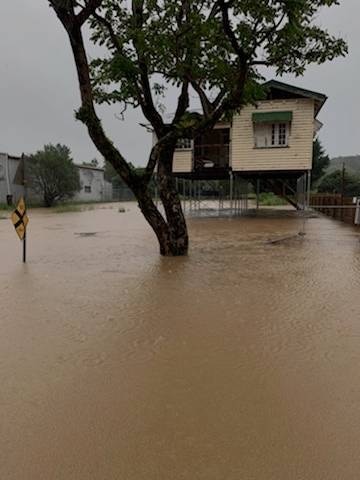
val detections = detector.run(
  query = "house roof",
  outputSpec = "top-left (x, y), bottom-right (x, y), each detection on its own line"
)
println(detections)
top-left (76, 164), bottom-right (104, 172)
top-left (263, 80), bottom-right (327, 116)
top-left (0, 152), bottom-right (21, 161)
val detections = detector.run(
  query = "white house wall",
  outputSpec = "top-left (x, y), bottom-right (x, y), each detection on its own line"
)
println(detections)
top-left (231, 98), bottom-right (315, 172)
top-left (74, 167), bottom-right (108, 202)
top-left (0, 156), bottom-right (112, 204)
top-left (0, 154), bottom-right (24, 204)
top-left (173, 150), bottom-right (192, 173)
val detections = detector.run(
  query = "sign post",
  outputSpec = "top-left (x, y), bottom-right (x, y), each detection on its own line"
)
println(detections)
top-left (11, 197), bottom-right (29, 263)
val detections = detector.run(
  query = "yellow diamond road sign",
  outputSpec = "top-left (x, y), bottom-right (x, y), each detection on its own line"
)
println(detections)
top-left (11, 197), bottom-right (29, 240)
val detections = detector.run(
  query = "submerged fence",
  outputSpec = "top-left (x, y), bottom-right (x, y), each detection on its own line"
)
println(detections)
top-left (311, 194), bottom-right (359, 226)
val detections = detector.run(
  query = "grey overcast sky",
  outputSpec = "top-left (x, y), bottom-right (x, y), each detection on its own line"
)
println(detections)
top-left (0, 1), bottom-right (359, 165)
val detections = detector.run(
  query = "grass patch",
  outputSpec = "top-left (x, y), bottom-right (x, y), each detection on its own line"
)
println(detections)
top-left (258, 192), bottom-right (287, 206)
top-left (53, 203), bottom-right (96, 213)
top-left (1, 200), bottom-right (106, 214)
top-left (0, 203), bottom-right (13, 211)
top-left (53, 204), bottom-right (83, 213)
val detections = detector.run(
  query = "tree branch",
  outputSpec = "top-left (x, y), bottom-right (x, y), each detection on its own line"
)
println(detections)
top-left (92, 11), bottom-right (146, 108)
top-left (76, 0), bottom-right (103, 25)
top-left (217, 0), bottom-right (248, 61)
top-left (189, 79), bottom-right (213, 118)
top-left (131, 0), bottom-right (165, 137)
top-left (192, 66), bottom-right (248, 138)
top-left (250, 60), bottom-right (271, 66)
top-left (212, 88), bottom-right (227, 109)
top-left (144, 131), bottom-right (176, 181)
top-left (255, 12), bottom-right (286, 50)
top-left (172, 79), bottom-right (190, 124)
top-left (49, 2), bottom-right (135, 187)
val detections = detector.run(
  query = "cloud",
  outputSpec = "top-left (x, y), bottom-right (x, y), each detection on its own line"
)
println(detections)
top-left (0, 0), bottom-right (358, 163)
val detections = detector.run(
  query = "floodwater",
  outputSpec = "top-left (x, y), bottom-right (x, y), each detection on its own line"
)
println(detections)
top-left (1, 203), bottom-right (360, 479)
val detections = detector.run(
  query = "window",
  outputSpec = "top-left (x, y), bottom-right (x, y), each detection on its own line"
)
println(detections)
top-left (272, 123), bottom-right (287, 146)
top-left (84, 186), bottom-right (91, 193)
top-left (176, 138), bottom-right (192, 149)
top-left (254, 122), bottom-right (290, 148)
top-left (194, 128), bottom-right (230, 170)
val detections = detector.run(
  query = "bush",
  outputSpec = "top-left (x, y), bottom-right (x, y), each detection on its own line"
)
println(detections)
top-left (317, 170), bottom-right (360, 196)
top-left (258, 192), bottom-right (287, 206)
top-left (28, 144), bottom-right (81, 207)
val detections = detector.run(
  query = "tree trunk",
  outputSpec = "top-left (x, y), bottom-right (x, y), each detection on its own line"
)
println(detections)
top-left (135, 182), bottom-right (188, 256)
top-left (156, 151), bottom-right (189, 256)
top-left (133, 143), bottom-right (188, 256)
top-left (44, 192), bottom-right (55, 207)
top-left (135, 189), bottom-right (171, 256)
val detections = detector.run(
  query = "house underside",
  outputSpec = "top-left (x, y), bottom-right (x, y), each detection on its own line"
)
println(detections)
top-left (164, 170), bottom-right (311, 217)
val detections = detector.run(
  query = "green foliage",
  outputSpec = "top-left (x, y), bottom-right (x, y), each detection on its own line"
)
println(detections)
top-left (27, 144), bottom-right (81, 207)
top-left (104, 160), bottom-right (135, 185)
top-left (82, 158), bottom-right (100, 167)
top-left (0, 203), bottom-right (13, 211)
top-left (104, 160), bottom-right (157, 195)
top-left (318, 169), bottom-right (360, 196)
top-left (89, 0), bottom-right (347, 121)
top-left (327, 155), bottom-right (360, 176)
top-left (312, 139), bottom-right (330, 186)
top-left (258, 192), bottom-right (287, 206)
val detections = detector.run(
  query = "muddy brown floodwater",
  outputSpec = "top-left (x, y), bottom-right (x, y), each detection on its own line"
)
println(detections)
top-left (1, 203), bottom-right (360, 479)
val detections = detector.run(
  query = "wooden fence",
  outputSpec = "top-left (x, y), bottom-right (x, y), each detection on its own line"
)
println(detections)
top-left (310, 194), bottom-right (357, 226)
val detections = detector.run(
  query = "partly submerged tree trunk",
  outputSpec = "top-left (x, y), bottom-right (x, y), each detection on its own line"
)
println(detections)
top-left (135, 147), bottom-right (188, 256)
top-left (136, 187), bottom-right (188, 256)
top-left (156, 151), bottom-right (188, 255)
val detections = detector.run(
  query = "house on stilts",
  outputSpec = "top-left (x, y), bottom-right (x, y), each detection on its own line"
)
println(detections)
top-left (164, 80), bottom-right (327, 214)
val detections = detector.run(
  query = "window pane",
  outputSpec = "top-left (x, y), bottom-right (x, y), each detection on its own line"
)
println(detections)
top-left (176, 138), bottom-right (192, 149)
top-left (271, 124), bottom-right (276, 145)
top-left (278, 123), bottom-right (286, 145)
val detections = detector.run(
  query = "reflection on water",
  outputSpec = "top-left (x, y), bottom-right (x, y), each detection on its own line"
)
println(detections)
top-left (1, 203), bottom-right (360, 479)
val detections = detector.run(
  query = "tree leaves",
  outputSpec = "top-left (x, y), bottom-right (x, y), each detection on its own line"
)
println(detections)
top-left (312, 138), bottom-right (330, 186)
top-left (88, 0), bottom-right (347, 120)
top-left (27, 144), bottom-right (81, 207)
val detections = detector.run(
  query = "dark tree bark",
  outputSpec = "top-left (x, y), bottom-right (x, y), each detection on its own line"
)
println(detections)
top-left (157, 146), bottom-right (189, 256)
top-left (51, 5), bottom-right (189, 256)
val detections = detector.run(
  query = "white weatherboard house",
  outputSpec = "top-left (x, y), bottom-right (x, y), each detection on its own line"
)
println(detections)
top-left (0, 153), bottom-right (24, 204)
top-left (75, 164), bottom-right (112, 202)
top-left (0, 154), bottom-right (112, 205)
top-left (172, 80), bottom-right (326, 183)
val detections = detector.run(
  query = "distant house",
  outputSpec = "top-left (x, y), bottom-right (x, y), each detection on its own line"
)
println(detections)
top-left (74, 164), bottom-right (112, 202)
top-left (170, 80), bottom-right (326, 181)
top-left (0, 153), bottom-right (23, 204)
top-left (0, 154), bottom-right (112, 205)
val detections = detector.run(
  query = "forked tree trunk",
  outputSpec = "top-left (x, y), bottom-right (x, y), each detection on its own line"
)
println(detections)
top-left (156, 156), bottom-right (188, 256)
top-left (135, 189), bottom-right (174, 256)
top-left (135, 189), bottom-right (188, 255)
top-left (135, 155), bottom-right (188, 256)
